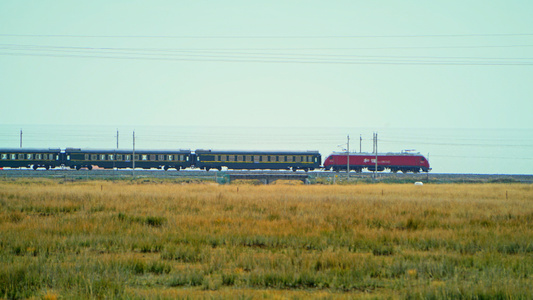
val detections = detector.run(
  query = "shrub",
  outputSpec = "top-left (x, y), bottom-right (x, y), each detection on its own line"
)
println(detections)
top-left (148, 261), bottom-right (171, 275)
top-left (145, 216), bottom-right (166, 227)
top-left (222, 273), bottom-right (237, 286)
top-left (0, 263), bottom-right (42, 299)
top-left (168, 271), bottom-right (205, 287)
top-left (373, 245), bottom-right (395, 256)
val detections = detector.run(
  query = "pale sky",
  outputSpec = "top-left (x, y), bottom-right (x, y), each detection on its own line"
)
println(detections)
top-left (1, 1), bottom-right (532, 129)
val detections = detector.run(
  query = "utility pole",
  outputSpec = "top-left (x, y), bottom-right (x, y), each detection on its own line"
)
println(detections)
top-left (347, 135), bottom-right (350, 179)
top-left (19, 129), bottom-right (22, 148)
top-left (360, 134), bottom-right (362, 153)
top-left (116, 129), bottom-right (119, 149)
top-left (374, 132), bottom-right (378, 180)
top-left (372, 133), bottom-right (375, 153)
top-left (132, 131), bottom-right (136, 176)
top-left (372, 133), bottom-right (375, 179)
top-left (426, 153), bottom-right (430, 182)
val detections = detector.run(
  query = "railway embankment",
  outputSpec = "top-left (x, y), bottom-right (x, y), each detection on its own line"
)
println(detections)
top-left (0, 169), bottom-right (531, 184)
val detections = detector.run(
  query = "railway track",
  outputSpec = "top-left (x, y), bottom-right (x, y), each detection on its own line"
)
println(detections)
top-left (1, 168), bottom-right (532, 183)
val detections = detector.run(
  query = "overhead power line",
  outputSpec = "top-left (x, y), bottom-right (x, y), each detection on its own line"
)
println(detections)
top-left (2, 51), bottom-right (531, 66)
top-left (432, 154), bottom-right (533, 160)
top-left (2, 33), bottom-right (533, 39)
top-left (3, 30), bottom-right (533, 65)
top-left (7, 44), bottom-right (533, 51)
top-left (3, 43), bottom-right (533, 60)
top-left (2, 43), bottom-right (533, 65)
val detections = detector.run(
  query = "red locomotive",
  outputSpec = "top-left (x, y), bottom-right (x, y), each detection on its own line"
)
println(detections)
top-left (323, 151), bottom-right (431, 173)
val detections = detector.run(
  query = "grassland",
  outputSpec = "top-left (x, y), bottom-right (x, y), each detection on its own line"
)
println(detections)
top-left (0, 179), bottom-right (531, 299)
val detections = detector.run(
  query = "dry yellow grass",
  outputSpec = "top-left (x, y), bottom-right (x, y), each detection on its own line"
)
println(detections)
top-left (0, 179), bottom-right (532, 298)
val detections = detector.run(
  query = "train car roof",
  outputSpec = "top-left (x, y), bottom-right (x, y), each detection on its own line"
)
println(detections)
top-left (0, 148), bottom-right (61, 152)
top-left (195, 149), bottom-right (320, 155)
top-left (328, 152), bottom-right (424, 156)
top-left (64, 148), bottom-right (191, 154)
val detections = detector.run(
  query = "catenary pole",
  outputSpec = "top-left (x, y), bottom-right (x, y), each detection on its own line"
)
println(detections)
top-left (19, 129), bottom-right (22, 148)
top-left (372, 133), bottom-right (375, 153)
top-left (375, 132), bottom-right (378, 180)
top-left (132, 131), bottom-right (135, 176)
top-left (347, 135), bottom-right (350, 179)
top-left (372, 133), bottom-right (375, 179)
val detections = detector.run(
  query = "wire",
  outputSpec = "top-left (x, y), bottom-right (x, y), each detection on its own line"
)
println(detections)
top-left (432, 154), bottom-right (533, 160)
top-left (3, 43), bottom-right (533, 61)
top-left (2, 41), bottom-right (533, 65)
top-left (2, 51), bottom-right (533, 66)
top-left (380, 139), bottom-right (533, 148)
top-left (2, 33), bottom-right (533, 38)
top-left (3, 32), bottom-right (533, 65)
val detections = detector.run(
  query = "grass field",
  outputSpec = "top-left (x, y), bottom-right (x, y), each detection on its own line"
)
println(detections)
top-left (0, 179), bottom-right (532, 299)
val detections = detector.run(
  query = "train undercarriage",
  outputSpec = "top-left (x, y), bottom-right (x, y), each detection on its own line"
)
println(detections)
top-left (330, 166), bottom-right (425, 173)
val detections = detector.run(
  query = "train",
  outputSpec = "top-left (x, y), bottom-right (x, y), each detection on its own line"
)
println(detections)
top-left (0, 148), bottom-right (322, 172)
top-left (0, 147), bottom-right (430, 173)
top-left (324, 152), bottom-right (431, 173)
